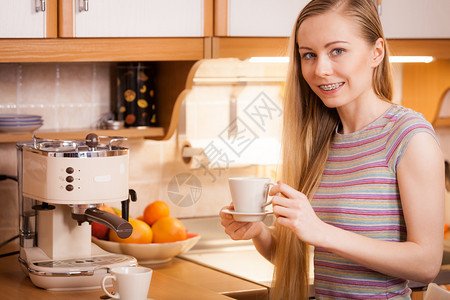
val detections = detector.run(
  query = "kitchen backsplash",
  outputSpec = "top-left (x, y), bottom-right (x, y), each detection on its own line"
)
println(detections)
top-left (0, 63), bottom-right (111, 130)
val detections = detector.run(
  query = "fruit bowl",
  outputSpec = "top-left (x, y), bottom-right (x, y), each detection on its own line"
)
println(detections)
top-left (92, 233), bottom-right (201, 264)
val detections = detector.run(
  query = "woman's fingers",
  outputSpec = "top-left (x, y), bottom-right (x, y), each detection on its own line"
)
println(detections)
top-left (219, 204), bottom-right (235, 221)
top-left (268, 181), bottom-right (304, 199)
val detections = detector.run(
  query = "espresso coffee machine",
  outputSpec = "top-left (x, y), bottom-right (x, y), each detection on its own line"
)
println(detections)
top-left (16, 134), bottom-right (137, 290)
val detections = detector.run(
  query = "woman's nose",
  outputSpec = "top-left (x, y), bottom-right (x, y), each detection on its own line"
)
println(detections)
top-left (314, 56), bottom-right (333, 77)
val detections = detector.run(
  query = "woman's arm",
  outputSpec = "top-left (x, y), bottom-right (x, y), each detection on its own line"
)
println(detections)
top-left (271, 132), bottom-right (444, 283)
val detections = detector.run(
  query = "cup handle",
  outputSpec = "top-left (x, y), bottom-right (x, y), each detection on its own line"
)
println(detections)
top-left (102, 274), bottom-right (119, 299)
top-left (262, 182), bottom-right (277, 208)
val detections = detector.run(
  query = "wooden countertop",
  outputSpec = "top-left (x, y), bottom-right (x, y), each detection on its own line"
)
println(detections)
top-left (152, 257), bottom-right (269, 299)
top-left (0, 252), bottom-right (268, 300)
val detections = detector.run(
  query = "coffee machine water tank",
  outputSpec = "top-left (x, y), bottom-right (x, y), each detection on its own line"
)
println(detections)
top-left (21, 137), bottom-right (129, 204)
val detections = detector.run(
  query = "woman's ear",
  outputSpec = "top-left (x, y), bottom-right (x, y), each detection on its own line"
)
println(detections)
top-left (371, 37), bottom-right (385, 68)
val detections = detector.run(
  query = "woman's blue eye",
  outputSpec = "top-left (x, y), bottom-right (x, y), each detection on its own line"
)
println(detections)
top-left (302, 53), bottom-right (316, 60)
top-left (332, 48), bottom-right (344, 55)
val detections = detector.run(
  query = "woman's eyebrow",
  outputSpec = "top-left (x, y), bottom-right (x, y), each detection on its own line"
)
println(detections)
top-left (298, 40), bottom-right (350, 51)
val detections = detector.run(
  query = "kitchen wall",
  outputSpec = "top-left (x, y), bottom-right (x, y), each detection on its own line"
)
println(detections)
top-left (0, 61), bottom-right (280, 242)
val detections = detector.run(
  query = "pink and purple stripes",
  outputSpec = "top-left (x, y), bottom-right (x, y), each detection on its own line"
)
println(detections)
top-left (311, 105), bottom-right (436, 299)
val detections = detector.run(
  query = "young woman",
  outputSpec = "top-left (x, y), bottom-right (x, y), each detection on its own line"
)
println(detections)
top-left (220, 0), bottom-right (445, 299)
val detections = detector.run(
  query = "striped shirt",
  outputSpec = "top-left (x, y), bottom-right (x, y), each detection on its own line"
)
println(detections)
top-left (311, 104), bottom-right (436, 299)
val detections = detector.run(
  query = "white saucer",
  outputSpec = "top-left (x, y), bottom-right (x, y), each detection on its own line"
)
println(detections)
top-left (222, 208), bottom-right (272, 222)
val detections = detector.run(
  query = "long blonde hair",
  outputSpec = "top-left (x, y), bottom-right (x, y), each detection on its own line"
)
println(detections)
top-left (270, 0), bottom-right (393, 299)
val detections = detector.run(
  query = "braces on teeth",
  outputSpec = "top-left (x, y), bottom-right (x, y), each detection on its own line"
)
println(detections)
top-left (321, 83), bottom-right (342, 91)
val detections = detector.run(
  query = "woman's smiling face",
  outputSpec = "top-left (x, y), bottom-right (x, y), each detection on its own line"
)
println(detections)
top-left (297, 9), bottom-right (383, 109)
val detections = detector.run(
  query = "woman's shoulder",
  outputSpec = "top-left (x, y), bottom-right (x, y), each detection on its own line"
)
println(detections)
top-left (385, 104), bottom-right (434, 133)
top-left (384, 104), bottom-right (437, 171)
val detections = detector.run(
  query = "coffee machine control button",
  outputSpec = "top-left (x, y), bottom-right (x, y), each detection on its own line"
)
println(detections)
top-left (66, 184), bottom-right (74, 192)
top-left (66, 167), bottom-right (74, 174)
top-left (66, 176), bottom-right (74, 183)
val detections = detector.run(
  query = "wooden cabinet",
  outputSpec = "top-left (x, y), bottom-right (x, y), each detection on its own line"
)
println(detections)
top-left (214, 0), bottom-right (450, 39)
top-left (402, 60), bottom-right (450, 125)
top-left (380, 0), bottom-right (450, 39)
top-left (212, 0), bottom-right (306, 58)
top-left (0, 0), bottom-right (211, 39)
top-left (60, 0), bottom-right (211, 38)
top-left (214, 0), bottom-right (307, 37)
top-left (0, 0), bottom-right (57, 38)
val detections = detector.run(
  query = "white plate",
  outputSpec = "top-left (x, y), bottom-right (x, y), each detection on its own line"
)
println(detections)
top-left (92, 234), bottom-right (201, 265)
top-left (221, 208), bottom-right (272, 222)
top-left (0, 114), bottom-right (42, 120)
top-left (0, 124), bottom-right (42, 133)
top-left (0, 118), bottom-right (42, 123)
top-left (0, 121), bottom-right (43, 126)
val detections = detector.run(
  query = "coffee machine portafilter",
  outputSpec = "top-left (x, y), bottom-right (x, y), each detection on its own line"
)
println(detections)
top-left (17, 134), bottom-right (137, 290)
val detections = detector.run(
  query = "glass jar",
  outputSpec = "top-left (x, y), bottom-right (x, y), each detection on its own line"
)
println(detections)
top-left (116, 62), bottom-right (157, 127)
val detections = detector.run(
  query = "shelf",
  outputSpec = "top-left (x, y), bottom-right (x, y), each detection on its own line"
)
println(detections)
top-left (212, 37), bottom-right (289, 59)
top-left (0, 37), bottom-right (449, 63)
top-left (0, 37), bottom-right (208, 63)
top-left (211, 37), bottom-right (450, 60)
top-left (387, 39), bottom-right (450, 60)
top-left (0, 127), bottom-right (165, 144)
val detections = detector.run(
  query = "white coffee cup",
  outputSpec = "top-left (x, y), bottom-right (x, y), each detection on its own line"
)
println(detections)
top-left (101, 266), bottom-right (152, 300)
top-left (228, 177), bottom-right (276, 213)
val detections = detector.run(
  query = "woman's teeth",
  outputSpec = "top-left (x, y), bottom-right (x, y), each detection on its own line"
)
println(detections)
top-left (320, 83), bottom-right (343, 91)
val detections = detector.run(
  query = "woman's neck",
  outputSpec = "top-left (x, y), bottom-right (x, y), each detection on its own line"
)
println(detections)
top-left (336, 96), bottom-right (392, 134)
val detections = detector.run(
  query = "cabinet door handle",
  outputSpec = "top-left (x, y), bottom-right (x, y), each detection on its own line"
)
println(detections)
top-left (79, 0), bottom-right (89, 12)
top-left (35, 0), bottom-right (46, 12)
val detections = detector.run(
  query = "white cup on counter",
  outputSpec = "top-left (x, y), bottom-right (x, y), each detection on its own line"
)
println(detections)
top-left (101, 266), bottom-right (152, 300)
top-left (228, 177), bottom-right (276, 213)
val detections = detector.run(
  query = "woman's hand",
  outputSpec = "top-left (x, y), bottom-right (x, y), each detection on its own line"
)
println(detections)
top-left (269, 182), bottom-right (326, 246)
top-left (220, 204), bottom-right (274, 261)
top-left (219, 204), bottom-right (265, 240)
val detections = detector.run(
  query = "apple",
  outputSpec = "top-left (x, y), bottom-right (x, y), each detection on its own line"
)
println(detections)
top-left (91, 204), bottom-right (116, 240)
top-left (92, 222), bottom-right (110, 240)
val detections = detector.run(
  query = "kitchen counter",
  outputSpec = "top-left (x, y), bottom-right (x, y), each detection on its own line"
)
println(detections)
top-left (0, 252), bottom-right (268, 300)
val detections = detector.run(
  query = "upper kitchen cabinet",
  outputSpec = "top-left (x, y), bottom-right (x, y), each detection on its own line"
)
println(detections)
top-left (0, 0), bottom-right (57, 38)
top-left (59, 0), bottom-right (211, 38)
top-left (214, 0), bottom-right (306, 37)
top-left (0, 0), bottom-right (213, 62)
top-left (380, 0), bottom-right (450, 39)
top-left (212, 0), bottom-right (306, 58)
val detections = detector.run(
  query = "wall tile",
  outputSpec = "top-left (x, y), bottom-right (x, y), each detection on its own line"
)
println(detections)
top-left (56, 104), bottom-right (97, 130)
top-left (93, 63), bottom-right (112, 105)
top-left (20, 63), bottom-right (56, 106)
top-left (128, 139), bottom-right (163, 184)
top-left (58, 63), bottom-right (93, 104)
top-left (0, 182), bottom-right (18, 232)
top-left (0, 144), bottom-right (19, 242)
top-left (0, 63), bottom-right (18, 105)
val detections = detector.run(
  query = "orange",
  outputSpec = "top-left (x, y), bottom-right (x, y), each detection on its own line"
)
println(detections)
top-left (152, 217), bottom-right (186, 243)
top-left (109, 218), bottom-right (153, 244)
top-left (99, 204), bottom-right (116, 215)
top-left (143, 200), bottom-right (170, 226)
top-left (111, 207), bottom-right (122, 216)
